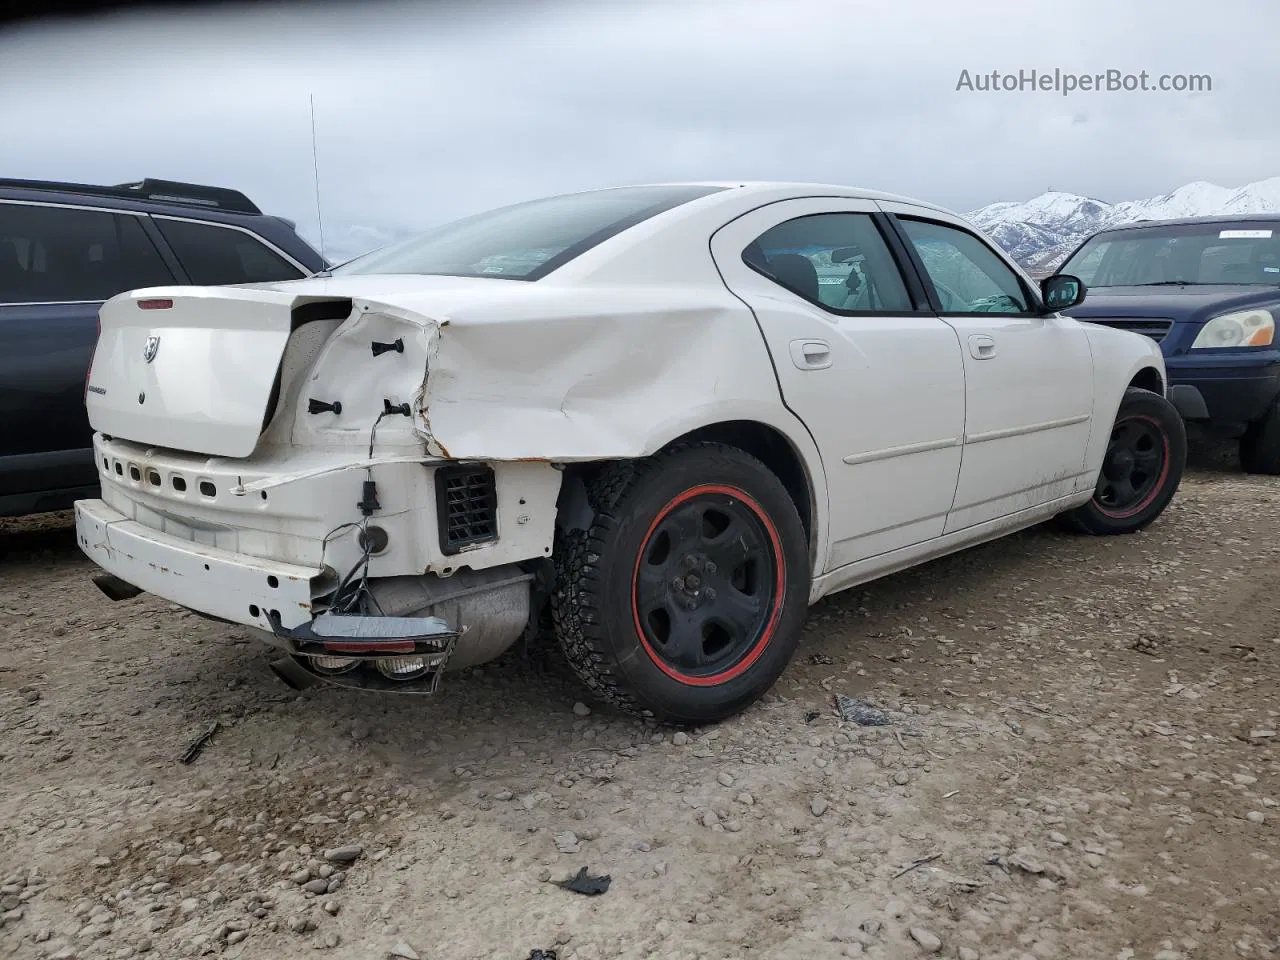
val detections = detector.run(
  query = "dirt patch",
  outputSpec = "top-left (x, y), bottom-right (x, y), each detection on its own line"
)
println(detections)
top-left (2, 439), bottom-right (1278, 960)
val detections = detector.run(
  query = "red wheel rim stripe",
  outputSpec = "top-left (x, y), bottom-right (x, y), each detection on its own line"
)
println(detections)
top-left (1095, 414), bottom-right (1171, 520)
top-left (629, 483), bottom-right (786, 687)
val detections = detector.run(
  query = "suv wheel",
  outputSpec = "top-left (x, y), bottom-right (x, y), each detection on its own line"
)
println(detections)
top-left (1240, 398), bottom-right (1280, 475)
top-left (551, 442), bottom-right (809, 725)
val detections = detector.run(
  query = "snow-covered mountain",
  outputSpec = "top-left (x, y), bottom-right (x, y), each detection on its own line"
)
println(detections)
top-left (968, 177), bottom-right (1280, 275)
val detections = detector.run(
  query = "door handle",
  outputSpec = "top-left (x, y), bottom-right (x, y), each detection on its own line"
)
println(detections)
top-left (789, 339), bottom-right (832, 370)
top-left (968, 334), bottom-right (996, 360)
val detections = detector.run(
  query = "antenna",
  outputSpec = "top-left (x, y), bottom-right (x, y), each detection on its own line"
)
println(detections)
top-left (309, 93), bottom-right (327, 261)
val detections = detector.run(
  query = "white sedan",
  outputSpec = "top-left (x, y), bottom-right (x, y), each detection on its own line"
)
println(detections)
top-left (74, 182), bottom-right (1185, 724)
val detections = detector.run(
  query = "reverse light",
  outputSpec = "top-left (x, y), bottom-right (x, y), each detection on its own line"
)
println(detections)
top-left (1190, 309), bottom-right (1275, 349)
top-left (375, 656), bottom-right (429, 681)
top-left (309, 655), bottom-right (358, 676)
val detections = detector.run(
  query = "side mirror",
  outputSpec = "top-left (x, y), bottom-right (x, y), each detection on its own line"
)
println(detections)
top-left (1041, 273), bottom-right (1086, 311)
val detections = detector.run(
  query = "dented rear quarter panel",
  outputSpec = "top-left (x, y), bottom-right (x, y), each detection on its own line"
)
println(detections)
top-left (276, 277), bottom-right (831, 577)
top-left (417, 286), bottom-right (799, 460)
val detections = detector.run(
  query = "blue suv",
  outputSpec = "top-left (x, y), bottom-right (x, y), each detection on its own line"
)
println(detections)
top-left (0, 177), bottom-right (328, 517)
top-left (1060, 214), bottom-right (1280, 473)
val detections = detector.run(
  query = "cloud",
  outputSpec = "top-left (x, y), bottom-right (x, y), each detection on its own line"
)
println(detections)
top-left (2, 0), bottom-right (1276, 261)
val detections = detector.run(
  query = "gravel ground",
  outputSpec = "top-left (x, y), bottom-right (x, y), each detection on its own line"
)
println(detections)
top-left (2, 436), bottom-right (1278, 960)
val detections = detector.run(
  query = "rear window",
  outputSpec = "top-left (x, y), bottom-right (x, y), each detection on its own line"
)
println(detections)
top-left (331, 184), bottom-right (728, 281)
top-left (153, 218), bottom-right (306, 285)
top-left (0, 202), bottom-right (174, 304)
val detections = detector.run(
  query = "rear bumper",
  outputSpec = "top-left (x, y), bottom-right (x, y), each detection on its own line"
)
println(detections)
top-left (74, 497), bottom-right (322, 631)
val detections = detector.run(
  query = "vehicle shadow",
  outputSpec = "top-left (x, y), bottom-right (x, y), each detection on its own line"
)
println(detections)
top-left (1185, 425), bottom-right (1244, 474)
top-left (0, 509), bottom-right (80, 568)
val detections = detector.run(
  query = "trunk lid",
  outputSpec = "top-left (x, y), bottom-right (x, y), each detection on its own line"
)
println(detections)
top-left (86, 276), bottom-right (527, 460)
top-left (87, 286), bottom-right (346, 458)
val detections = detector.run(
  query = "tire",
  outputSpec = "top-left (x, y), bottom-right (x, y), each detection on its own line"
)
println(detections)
top-left (551, 442), bottom-right (809, 726)
top-left (1239, 398), bottom-right (1280, 475)
top-left (1059, 386), bottom-right (1186, 535)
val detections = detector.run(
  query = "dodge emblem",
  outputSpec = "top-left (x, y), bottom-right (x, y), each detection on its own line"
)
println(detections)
top-left (143, 335), bottom-right (160, 363)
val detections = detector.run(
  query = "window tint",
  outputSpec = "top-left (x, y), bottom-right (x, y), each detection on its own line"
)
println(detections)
top-left (744, 213), bottom-right (913, 313)
top-left (153, 218), bottom-right (304, 285)
top-left (332, 184), bottom-right (728, 281)
top-left (898, 218), bottom-right (1030, 314)
top-left (0, 203), bottom-right (174, 304)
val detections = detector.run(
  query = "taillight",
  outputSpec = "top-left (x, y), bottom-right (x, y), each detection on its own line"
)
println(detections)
top-left (84, 312), bottom-right (101, 403)
top-left (137, 298), bottom-right (173, 310)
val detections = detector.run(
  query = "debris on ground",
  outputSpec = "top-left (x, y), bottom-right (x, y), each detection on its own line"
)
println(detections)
top-left (551, 866), bottom-right (611, 896)
top-left (179, 721), bottom-right (220, 764)
top-left (892, 852), bottom-right (941, 878)
top-left (835, 694), bottom-right (889, 726)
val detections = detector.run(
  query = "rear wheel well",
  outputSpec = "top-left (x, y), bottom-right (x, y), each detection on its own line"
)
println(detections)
top-left (556, 421), bottom-right (815, 547)
top-left (663, 421), bottom-right (814, 545)
top-left (1128, 366), bottom-right (1164, 396)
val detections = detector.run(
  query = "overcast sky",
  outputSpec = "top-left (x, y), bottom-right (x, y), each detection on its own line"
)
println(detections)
top-left (1, 0), bottom-right (1275, 261)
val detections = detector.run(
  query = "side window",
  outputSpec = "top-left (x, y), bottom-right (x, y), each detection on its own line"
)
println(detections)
top-left (0, 203), bottom-right (174, 304)
top-left (153, 218), bottom-right (305, 285)
top-left (897, 217), bottom-right (1031, 314)
top-left (744, 213), bottom-right (914, 313)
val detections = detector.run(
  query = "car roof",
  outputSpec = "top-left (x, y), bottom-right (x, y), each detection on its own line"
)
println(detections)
top-left (0, 177), bottom-right (272, 224)
top-left (1096, 212), bottom-right (1280, 234)
top-left (547, 180), bottom-right (958, 216)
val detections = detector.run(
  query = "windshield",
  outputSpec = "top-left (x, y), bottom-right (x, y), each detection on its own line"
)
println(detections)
top-left (1061, 221), bottom-right (1280, 287)
top-left (329, 184), bottom-right (728, 281)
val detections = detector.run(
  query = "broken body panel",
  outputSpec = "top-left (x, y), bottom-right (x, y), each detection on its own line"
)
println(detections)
top-left (76, 263), bottom-right (810, 687)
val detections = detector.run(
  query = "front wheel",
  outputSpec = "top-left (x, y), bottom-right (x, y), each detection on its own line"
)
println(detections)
top-left (1060, 386), bottom-right (1186, 535)
top-left (1239, 397), bottom-right (1280, 475)
top-left (551, 443), bottom-right (810, 725)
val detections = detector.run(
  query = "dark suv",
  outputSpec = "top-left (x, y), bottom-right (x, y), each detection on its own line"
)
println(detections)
top-left (0, 177), bottom-right (328, 517)
top-left (1059, 214), bottom-right (1280, 474)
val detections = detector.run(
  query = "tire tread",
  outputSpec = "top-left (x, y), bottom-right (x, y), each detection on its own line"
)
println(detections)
top-left (550, 441), bottom-right (801, 721)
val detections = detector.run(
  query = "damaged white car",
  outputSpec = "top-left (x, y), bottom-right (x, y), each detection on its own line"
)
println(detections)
top-left (74, 182), bottom-right (1186, 724)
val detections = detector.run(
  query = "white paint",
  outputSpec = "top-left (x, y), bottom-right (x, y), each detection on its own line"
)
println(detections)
top-left (876, 199), bottom-right (1097, 532)
top-left (77, 181), bottom-right (1169, 642)
top-left (708, 195), bottom-right (966, 568)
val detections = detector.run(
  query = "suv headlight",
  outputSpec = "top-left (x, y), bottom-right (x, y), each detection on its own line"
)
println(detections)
top-left (1190, 309), bottom-right (1275, 349)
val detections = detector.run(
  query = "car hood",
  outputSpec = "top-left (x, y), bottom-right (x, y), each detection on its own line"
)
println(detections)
top-left (1065, 285), bottom-right (1280, 322)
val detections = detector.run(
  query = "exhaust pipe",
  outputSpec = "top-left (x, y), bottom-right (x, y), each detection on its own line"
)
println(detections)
top-left (267, 655), bottom-right (321, 691)
top-left (92, 573), bottom-right (143, 602)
